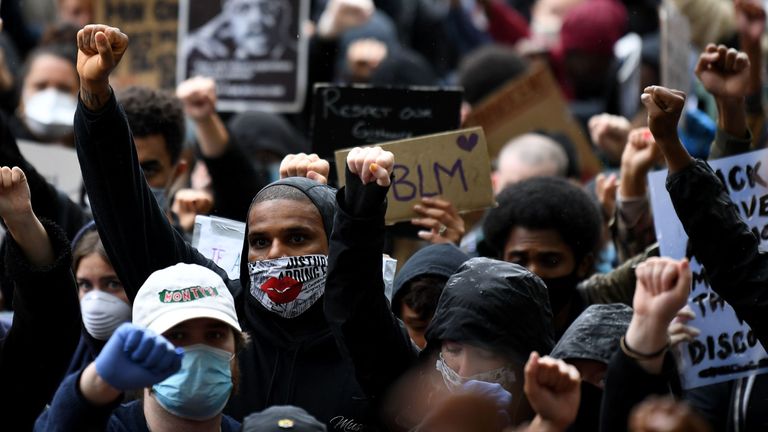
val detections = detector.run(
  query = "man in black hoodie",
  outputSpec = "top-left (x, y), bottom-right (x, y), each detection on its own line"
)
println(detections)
top-left (73, 24), bottom-right (388, 430)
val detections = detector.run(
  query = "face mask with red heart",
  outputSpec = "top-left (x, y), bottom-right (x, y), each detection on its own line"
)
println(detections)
top-left (248, 255), bottom-right (328, 318)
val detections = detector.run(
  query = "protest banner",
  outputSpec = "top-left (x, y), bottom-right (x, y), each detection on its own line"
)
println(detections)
top-left (177, 0), bottom-right (310, 112)
top-left (311, 84), bottom-right (463, 160)
top-left (462, 62), bottom-right (600, 180)
top-left (96, 0), bottom-right (179, 89)
top-left (659, 0), bottom-right (693, 93)
top-left (335, 127), bottom-right (494, 225)
top-left (649, 149), bottom-right (768, 389)
top-left (18, 140), bottom-right (82, 203)
top-left (191, 215), bottom-right (246, 280)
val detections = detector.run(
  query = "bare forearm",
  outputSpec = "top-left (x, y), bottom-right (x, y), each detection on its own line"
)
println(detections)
top-left (5, 212), bottom-right (54, 267)
top-left (656, 136), bottom-right (694, 174)
top-left (194, 114), bottom-right (230, 158)
top-left (527, 415), bottom-right (568, 432)
top-left (79, 363), bottom-right (122, 406)
top-left (624, 317), bottom-right (668, 374)
top-left (716, 97), bottom-right (749, 138)
top-left (619, 165), bottom-right (647, 199)
top-left (79, 80), bottom-right (112, 112)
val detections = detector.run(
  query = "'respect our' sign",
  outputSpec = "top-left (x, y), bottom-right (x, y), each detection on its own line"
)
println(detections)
top-left (311, 84), bottom-right (463, 161)
top-left (649, 149), bottom-right (768, 389)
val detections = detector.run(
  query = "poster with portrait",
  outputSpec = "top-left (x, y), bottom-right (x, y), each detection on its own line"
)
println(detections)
top-left (177, 0), bottom-right (310, 112)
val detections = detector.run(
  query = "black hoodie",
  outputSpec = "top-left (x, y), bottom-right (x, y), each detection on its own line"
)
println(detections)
top-left (424, 258), bottom-right (556, 363)
top-left (390, 243), bottom-right (469, 316)
top-left (73, 93), bottom-right (384, 431)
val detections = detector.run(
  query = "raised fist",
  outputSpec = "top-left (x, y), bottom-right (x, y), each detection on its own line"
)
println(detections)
top-left (346, 146), bottom-right (394, 187)
top-left (0, 166), bottom-right (31, 224)
top-left (640, 86), bottom-right (686, 145)
top-left (694, 44), bottom-right (751, 100)
top-left (176, 76), bottom-right (218, 121)
top-left (76, 24), bottom-right (129, 84)
top-left (280, 153), bottom-right (331, 185)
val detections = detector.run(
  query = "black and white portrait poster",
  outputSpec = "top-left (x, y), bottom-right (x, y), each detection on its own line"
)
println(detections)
top-left (177, 0), bottom-right (309, 112)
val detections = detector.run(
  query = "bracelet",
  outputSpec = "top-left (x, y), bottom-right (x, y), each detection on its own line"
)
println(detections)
top-left (620, 335), bottom-right (669, 360)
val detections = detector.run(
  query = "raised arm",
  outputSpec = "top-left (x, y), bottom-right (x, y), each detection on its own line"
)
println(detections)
top-left (600, 257), bottom-right (689, 432)
top-left (35, 323), bottom-right (182, 431)
top-left (176, 76), bottom-right (264, 221)
top-left (74, 25), bottom-right (228, 300)
top-left (324, 147), bottom-right (418, 400)
top-left (694, 44), bottom-right (752, 159)
top-left (0, 166), bottom-right (80, 431)
top-left (644, 85), bottom-right (768, 345)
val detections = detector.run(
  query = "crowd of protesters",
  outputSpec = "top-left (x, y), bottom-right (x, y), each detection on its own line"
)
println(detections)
top-left (0, 0), bottom-right (767, 431)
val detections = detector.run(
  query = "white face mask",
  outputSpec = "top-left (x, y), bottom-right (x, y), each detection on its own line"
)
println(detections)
top-left (248, 255), bottom-right (328, 319)
top-left (80, 290), bottom-right (132, 341)
top-left (435, 353), bottom-right (517, 392)
top-left (23, 88), bottom-right (78, 140)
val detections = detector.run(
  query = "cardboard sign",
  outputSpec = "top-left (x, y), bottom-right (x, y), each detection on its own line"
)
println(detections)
top-left (462, 62), bottom-right (600, 180)
top-left (335, 127), bottom-right (494, 225)
top-left (660, 0), bottom-right (693, 93)
top-left (17, 140), bottom-right (83, 203)
top-left (177, 0), bottom-right (310, 112)
top-left (312, 84), bottom-right (463, 159)
top-left (191, 215), bottom-right (246, 280)
top-left (649, 149), bottom-right (768, 389)
top-left (96, 0), bottom-right (179, 89)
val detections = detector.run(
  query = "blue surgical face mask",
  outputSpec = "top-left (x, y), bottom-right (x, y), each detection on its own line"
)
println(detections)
top-left (152, 344), bottom-right (234, 420)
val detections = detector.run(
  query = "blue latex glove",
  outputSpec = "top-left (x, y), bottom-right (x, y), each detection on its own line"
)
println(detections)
top-left (94, 323), bottom-right (183, 391)
top-left (462, 380), bottom-right (512, 427)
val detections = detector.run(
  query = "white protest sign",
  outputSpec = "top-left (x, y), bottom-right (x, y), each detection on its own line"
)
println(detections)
top-left (649, 149), bottom-right (768, 389)
top-left (660, 0), bottom-right (693, 93)
top-left (191, 215), bottom-right (246, 280)
top-left (18, 140), bottom-right (83, 203)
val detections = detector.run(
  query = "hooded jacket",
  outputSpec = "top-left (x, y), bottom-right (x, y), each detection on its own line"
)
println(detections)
top-left (550, 303), bottom-right (632, 432)
top-left (73, 93), bottom-right (384, 430)
top-left (391, 243), bottom-right (469, 315)
top-left (551, 303), bottom-right (632, 365)
top-left (424, 258), bottom-right (556, 362)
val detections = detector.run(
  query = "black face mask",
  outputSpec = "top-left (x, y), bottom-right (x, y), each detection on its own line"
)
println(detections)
top-left (541, 272), bottom-right (581, 316)
top-left (566, 381), bottom-right (603, 432)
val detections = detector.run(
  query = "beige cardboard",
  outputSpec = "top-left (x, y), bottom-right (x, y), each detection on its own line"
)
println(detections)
top-left (462, 62), bottom-right (601, 179)
top-left (96, 0), bottom-right (179, 90)
top-left (335, 127), bottom-right (494, 225)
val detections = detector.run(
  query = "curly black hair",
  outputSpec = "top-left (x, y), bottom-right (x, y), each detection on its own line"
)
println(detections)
top-left (482, 176), bottom-right (603, 264)
top-left (119, 86), bottom-right (185, 165)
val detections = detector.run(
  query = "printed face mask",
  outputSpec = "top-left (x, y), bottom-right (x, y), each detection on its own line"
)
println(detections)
top-left (80, 290), bottom-right (132, 341)
top-left (435, 353), bottom-right (517, 392)
top-left (248, 255), bottom-right (327, 318)
top-left (152, 344), bottom-right (233, 421)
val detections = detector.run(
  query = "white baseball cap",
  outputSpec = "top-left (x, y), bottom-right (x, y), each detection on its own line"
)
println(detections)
top-left (133, 263), bottom-right (241, 334)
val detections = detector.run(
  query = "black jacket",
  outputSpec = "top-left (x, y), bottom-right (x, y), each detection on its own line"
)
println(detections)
top-left (667, 159), bottom-right (768, 347)
top-left (0, 219), bottom-right (80, 431)
top-left (666, 158), bottom-right (768, 431)
top-left (324, 170), bottom-right (419, 403)
top-left (73, 93), bottom-right (381, 430)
